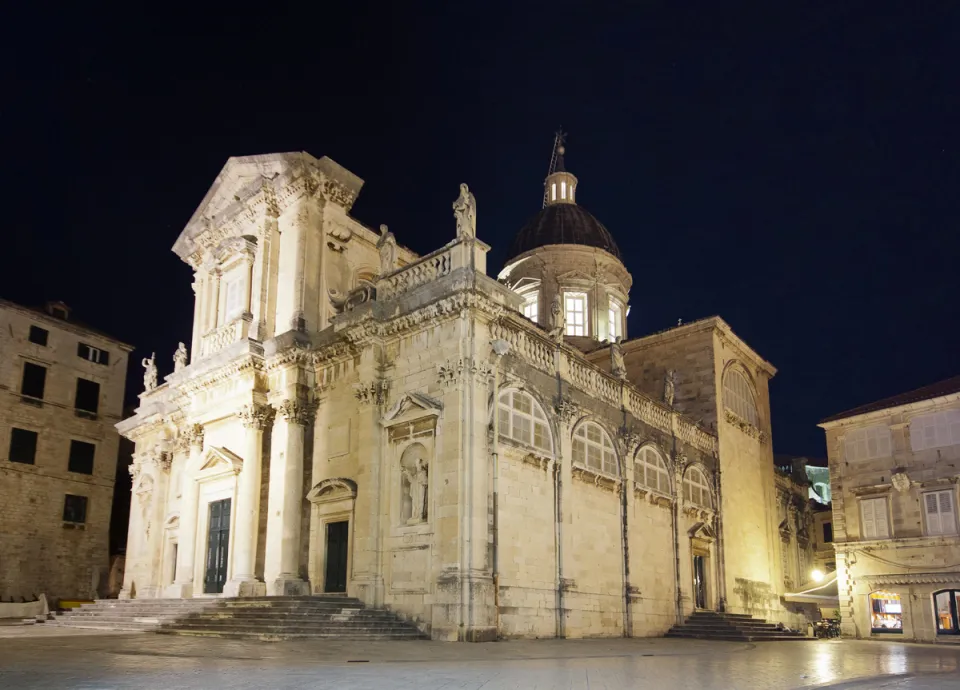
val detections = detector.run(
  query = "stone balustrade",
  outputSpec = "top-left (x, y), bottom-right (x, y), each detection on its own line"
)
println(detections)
top-left (377, 247), bottom-right (452, 300)
top-left (200, 316), bottom-right (250, 358)
top-left (491, 315), bottom-right (717, 455)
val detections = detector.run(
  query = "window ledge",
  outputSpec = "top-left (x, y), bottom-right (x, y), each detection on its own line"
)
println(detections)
top-left (572, 465), bottom-right (621, 492)
top-left (681, 502), bottom-right (715, 520)
top-left (633, 485), bottom-right (675, 508)
top-left (62, 522), bottom-right (86, 530)
top-left (724, 409), bottom-right (767, 444)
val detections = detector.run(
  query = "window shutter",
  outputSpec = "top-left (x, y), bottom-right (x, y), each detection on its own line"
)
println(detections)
top-left (939, 491), bottom-right (957, 535)
top-left (925, 493), bottom-right (942, 535)
top-left (862, 499), bottom-right (877, 538)
top-left (100, 350), bottom-right (110, 365)
top-left (875, 499), bottom-right (890, 538)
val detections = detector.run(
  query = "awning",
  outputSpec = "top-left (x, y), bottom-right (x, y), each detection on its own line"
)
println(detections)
top-left (784, 576), bottom-right (839, 606)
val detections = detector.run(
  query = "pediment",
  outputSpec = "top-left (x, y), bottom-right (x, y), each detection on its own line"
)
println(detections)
top-left (307, 477), bottom-right (358, 505)
top-left (200, 446), bottom-right (243, 473)
top-left (510, 276), bottom-right (541, 293)
top-left (556, 269), bottom-right (596, 284)
top-left (688, 522), bottom-right (716, 541)
top-left (381, 391), bottom-right (443, 427)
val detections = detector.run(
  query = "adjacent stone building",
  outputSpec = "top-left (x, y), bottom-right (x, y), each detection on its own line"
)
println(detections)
top-left (0, 300), bottom-right (133, 601)
top-left (117, 144), bottom-right (806, 639)
top-left (820, 375), bottom-right (960, 642)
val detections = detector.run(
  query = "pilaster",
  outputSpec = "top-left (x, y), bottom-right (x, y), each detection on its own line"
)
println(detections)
top-left (168, 425), bottom-right (204, 598)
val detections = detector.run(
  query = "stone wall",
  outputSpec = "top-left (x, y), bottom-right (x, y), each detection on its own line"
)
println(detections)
top-left (0, 302), bottom-right (130, 601)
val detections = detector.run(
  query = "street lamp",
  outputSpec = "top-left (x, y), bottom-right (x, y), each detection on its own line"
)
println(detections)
top-left (811, 569), bottom-right (825, 583)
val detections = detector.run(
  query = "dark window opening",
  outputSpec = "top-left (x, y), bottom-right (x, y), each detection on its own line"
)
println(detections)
top-left (63, 494), bottom-right (88, 524)
top-left (77, 343), bottom-right (109, 365)
top-left (28, 326), bottom-right (49, 346)
top-left (823, 522), bottom-right (833, 543)
top-left (68, 440), bottom-right (95, 474)
top-left (75, 378), bottom-right (100, 418)
top-left (20, 362), bottom-right (46, 404)
top-left (9, 428), bottom-right (38, 464)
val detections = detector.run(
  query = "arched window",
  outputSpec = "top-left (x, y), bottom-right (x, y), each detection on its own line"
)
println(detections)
top-left (723, 369), bottom-right (759, 427)
top-left (934, 590), bottom-right (960, 635)
top-left (683, 466), bottom-right (712, 508)
top-left (635, 445), bottom-right (670, 495)
top-left (498, 390), bottom-right (552, 453)
top-left (572, 421), bottom-right (617, 475)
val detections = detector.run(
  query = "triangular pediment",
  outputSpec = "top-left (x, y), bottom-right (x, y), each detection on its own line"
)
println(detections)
top-left (556, 269), bottom-right (595, 283)
top-left (381, 391), bottom-right (443, 427)
top-left (173, 153), bottom-right (365, 260)
top-left (688, 522), bottom-right (716, 541)
top-left (200, 446), bottom-right (243, 473)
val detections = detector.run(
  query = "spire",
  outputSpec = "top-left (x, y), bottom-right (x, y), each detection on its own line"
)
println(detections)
top-left (542, 129), bottom-right (578, 208)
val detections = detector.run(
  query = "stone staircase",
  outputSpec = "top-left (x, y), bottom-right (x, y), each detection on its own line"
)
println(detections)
top-left (665, 611), bottom-right (810, 641)
top-left (54, 596), bottom-right (427, 641)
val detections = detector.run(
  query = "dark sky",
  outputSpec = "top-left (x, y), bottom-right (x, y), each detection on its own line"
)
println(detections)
top-left (3, 2), bottom-right (958, 458)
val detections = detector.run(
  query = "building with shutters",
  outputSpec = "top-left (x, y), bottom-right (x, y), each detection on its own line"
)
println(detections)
top-left (0, 299), bottom-right (133, 602)
top-left (820, 375), bottom-right (960, 641)
top-left (117, 141), bottom-right (808, 640)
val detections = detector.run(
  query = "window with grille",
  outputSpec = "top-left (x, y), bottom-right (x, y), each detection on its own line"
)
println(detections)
top-left (564, 292), bottom-right (587, 336)
top-left (521, 294), bottom-right (538, 322)
top-left (845, 425), bottom-right (893, 461)
top-left (635, 445), bottom-right (670, 494)
top-left (572, 421), bottom-right (617, 476)
top-left (924, 490), bottom-right (958, 536)
top-left (9, 428), bottom-right (38, 464)
top-left (722, 369), bottom-right (759, 427)
top-left (29, 326), bottom-right (48, 346)
top-left (77, 342), bottom-right (109, 365)
top-left (498, 390), bottom-right (552, 453)
top-left (911, 411), bottom-right (960, 452)
top-left (63, 495), bottom-right (88, 524)
top-left (860, 497), bottom-right (890, 539)
top-left (683, 466), bottom-right (712, 507)
top-left (608, 299), bottom-right (623, 341)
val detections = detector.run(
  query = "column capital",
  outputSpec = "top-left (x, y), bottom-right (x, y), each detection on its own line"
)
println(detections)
top-left (239, 403), bottom-right (273, 430)
top-left (184, 423), bottom-right (205, 449)
top-left (275, 398), bottom-right (317, 426)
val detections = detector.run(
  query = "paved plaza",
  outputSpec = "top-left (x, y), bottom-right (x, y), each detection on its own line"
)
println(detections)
top-left (1, 627), bottom-right (960, 688)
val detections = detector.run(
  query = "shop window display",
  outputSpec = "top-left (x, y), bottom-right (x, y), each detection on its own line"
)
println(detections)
top-left (869, 591), bottom-right (903, 633)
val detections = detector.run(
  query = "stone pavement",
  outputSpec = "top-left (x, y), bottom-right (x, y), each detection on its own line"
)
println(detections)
top-left (1, 627), bottom-right (959, 688)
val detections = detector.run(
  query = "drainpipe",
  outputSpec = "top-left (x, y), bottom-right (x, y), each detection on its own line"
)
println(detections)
top-left (490, 338), bottom-right (510, 639)
top-left (619, 392), bottom-right (631, 637)
top-left (715, 454), bottom-right (726, 613)
top-left (554, 344), bottom-right (565, 639)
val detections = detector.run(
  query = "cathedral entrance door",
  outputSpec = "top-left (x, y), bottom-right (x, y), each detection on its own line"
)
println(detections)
top-left (324, 521), bottom-right (349, 593)
top-left (693, 554), bottom-right (707, 609)
top-left (203, 499), bottom-right (231, 594)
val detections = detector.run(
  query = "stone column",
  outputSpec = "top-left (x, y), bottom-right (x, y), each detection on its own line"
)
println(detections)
top-left (190, 273), bottom-right (204, 359)
top-left (169, 426), bottom-right (203, 598)
top-left (264, 398), bottom-right (314, 595)
top-left (289, 206), bottom-right (309, 332)
top-left (224, 404), bottom-right (271, 597)
top-left (119, 460), bottom-right (146, 599)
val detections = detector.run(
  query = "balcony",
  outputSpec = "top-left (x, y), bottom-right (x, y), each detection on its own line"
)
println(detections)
top-left (200, 315), bottom-right (252, 359)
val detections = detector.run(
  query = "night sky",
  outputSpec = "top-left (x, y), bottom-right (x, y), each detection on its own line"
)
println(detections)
top-left (4, 2), bottom-right (958, 458)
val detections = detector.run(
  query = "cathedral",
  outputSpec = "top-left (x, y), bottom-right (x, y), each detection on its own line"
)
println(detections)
top-left (118, 142), bottom-right (797, 640)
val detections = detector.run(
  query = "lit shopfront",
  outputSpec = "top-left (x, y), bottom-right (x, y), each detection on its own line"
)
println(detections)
top-left (935, 590), bottom-right (960, 635)
top-left (869, 591), bottom-right (903, 633)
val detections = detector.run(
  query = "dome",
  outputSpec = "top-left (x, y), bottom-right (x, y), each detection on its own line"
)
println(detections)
top-left (506, 203), bottom-right (622, 262)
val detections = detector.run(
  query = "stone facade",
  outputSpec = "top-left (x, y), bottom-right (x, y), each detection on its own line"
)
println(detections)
top-left (820, 377), bottom-right (960, 642)
top-left (0, 300), bottom-right (132, 601)
top-left (118, 150), bottom-right (806, 639)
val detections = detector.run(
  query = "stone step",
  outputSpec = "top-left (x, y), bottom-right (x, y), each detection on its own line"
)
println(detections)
top-left (158, 629), bottom-right (427, 640)
top-left (665, 631), bottom-right (810, 642)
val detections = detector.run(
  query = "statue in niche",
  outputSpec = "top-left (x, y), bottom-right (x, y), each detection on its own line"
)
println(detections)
top-left (173, 342), bottom-right (188, 372)
top-left (452, 183), bottom-right (477, 239)
top-left (548, 295), bottom-right (565, 343)
top-left (400, 443), bottom-right (429, 524)
top-left (610, 336), bottom-right (626, 379)
top-left (664, 369), bottom-right (677, 407)
top-left (141, 353), bottom-right (157, 392)
top-left (377, 224), bottom-right (398, 275)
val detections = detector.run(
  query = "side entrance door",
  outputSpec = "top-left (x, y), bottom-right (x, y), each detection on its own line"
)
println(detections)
top-left (324, 521), bottom-right (349, 593)
top-left (203, 499), bottom-right (231, 594)
top-left (693, 554), bottom-right (707, 609)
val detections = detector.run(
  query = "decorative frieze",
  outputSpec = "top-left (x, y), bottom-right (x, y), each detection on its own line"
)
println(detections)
top-left (436, 357), bottom-right (495, 386)
top-left (554, 397), bottom-right (581, 428)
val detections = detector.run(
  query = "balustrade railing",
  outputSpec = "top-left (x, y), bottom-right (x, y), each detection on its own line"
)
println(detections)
top-left (377, 247), bottom-right (452, 300)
